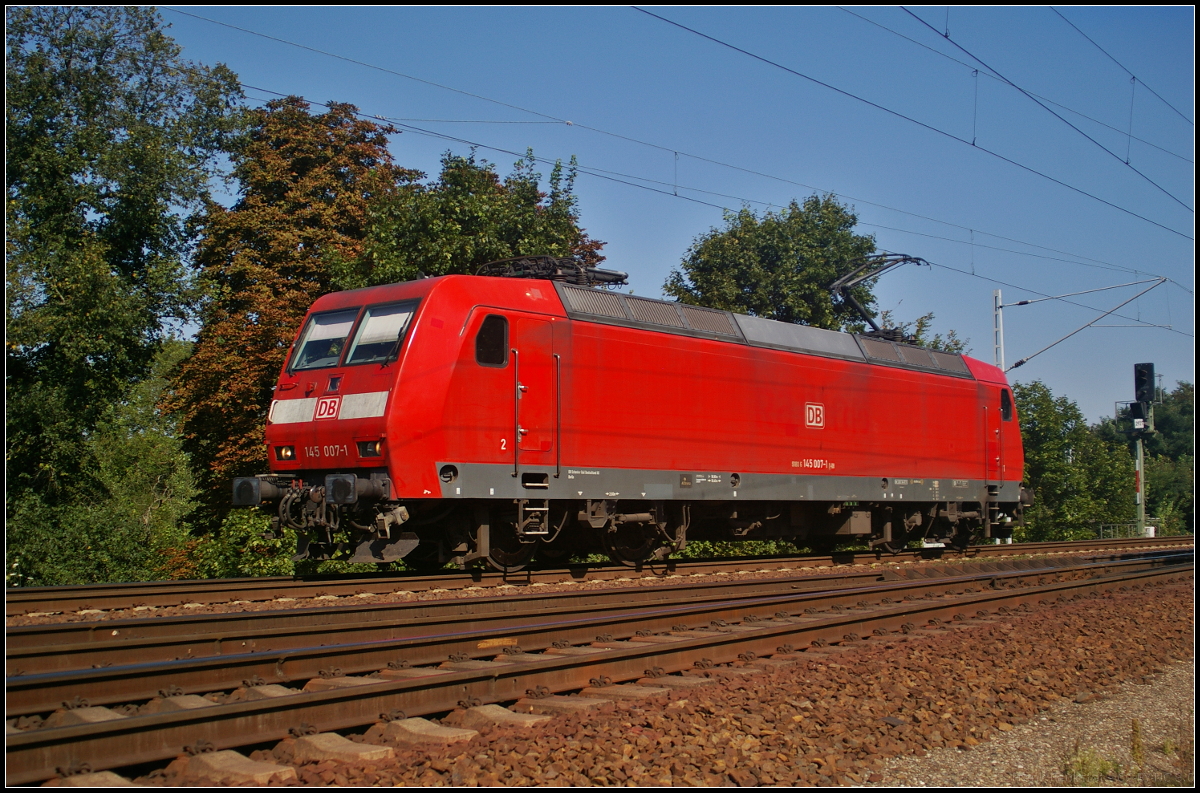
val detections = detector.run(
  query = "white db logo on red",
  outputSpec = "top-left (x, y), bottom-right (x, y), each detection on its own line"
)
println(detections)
top-left (805, 402), bottom-right (825, 429)
top-left (314, 396), bottom-right (341, 420)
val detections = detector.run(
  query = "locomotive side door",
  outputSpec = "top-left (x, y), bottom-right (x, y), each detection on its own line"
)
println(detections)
top-left (983, 393), bottom-right (1002, 483)
top-left (511, 315), bottom-right (557, 470)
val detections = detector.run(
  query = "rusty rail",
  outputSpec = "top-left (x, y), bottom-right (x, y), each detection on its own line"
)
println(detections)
top-left (5, 552), bottom-right (1191, 784)
top-left (6, 536), bottom-right (1191, 616)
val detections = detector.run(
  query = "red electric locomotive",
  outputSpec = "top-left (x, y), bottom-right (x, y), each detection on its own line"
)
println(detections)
top-left (233, 258), bottom-right (1026, 570)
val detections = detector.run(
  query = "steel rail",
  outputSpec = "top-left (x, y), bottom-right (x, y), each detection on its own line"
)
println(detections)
top-left (5, 560), bottom-right (1190, 785)
top-left (5, 536), bottom-right (1190, 616)
top-left (9, 552), bottom-right (1172, 669)
top-left (6, 553), bottom-right (1188, 717)
top-left (7, 567), bottom-right (889, 666)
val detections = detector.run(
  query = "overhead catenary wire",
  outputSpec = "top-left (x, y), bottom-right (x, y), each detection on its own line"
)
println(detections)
top-left (925, 261), bottom-right (1189, 338)
top-left (837, 6), bottom-right (1194, 164)
top-left (167, 6), bottom-right (1195, 276)
top-left (238, 82), bottom-right (1192, 337)
top-left (633, 8), bottom-right (1192, 240)
top-left (999, 279), bottom-right (1162, 307)
top-left (240, 83), bottom-right (1184, 287)
top-left (1051, 7), bottom-right (1194, 126)
top-left (860, 219), bottom-right (1184, 283)
top-left (1005, 279), bottom-right (1170, 370)
top-left (901, 7), bottom-right (1192, 212)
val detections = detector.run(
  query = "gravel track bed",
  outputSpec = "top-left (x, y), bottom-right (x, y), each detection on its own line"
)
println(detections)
top-left (875, 658), bottom-right (1194, 787)
top-left (48, 575), bottom-right (1190, 787)
top-left (8, 551), bottom-right (1132, 628)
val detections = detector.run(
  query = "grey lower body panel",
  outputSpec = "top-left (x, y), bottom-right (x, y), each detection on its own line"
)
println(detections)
top-left (435, 462), bottom-right (1021, 505)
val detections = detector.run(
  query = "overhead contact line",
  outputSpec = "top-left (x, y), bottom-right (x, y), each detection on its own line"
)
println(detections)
top-left (634, 7), bottom-right (1192, 240)
top-left (172, 8), bottom-right (1188, 278)
top-left (901, 7), bottom-right (1193, 212)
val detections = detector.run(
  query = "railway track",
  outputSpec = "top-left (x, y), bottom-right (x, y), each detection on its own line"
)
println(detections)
top-left (6, 535), bottom-right (1189, 617)
top-left (5, 546), bottom-right (1192, 785)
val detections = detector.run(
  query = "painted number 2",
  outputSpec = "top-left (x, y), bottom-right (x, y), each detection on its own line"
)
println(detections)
top-left (500, 438), bottom-right (507, 451)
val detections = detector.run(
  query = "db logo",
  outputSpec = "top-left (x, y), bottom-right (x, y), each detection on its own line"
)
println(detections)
top-left (805, 402), bottom-right (825, 429)
top-left (314, 396), bottom-right (341, 420)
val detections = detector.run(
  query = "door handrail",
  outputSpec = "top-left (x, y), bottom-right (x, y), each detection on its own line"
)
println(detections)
top-left (512, 347), bottom-right (519, 478)
top-left (554, 353), bottom-right (561, 479)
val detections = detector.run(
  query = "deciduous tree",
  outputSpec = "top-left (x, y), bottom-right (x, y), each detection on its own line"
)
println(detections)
top-left (6, 7), bottom-right (239, 583)
top-left (341, 150), bottom-right (605, 289)
top-left (1012, 381), bottom-right (1134, 540)
top-left (1094, 381), bottom-right (1194, 534)
top-left (663, 196), bottom-right (878, 330)
top-left (7, 343), bottom-right (200, 586)
top-left (878, 310), bottom-right (969, 353)
top-left (165, 97), bottom-right (417, 523)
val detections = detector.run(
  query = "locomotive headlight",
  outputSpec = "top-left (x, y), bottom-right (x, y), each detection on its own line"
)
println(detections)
top-left (275, 445), bottom-right (295, 461)
top-left (357, 440), bottom-right (383, 458)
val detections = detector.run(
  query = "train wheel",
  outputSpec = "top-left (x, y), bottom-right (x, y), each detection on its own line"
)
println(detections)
top-left (602, 523), bottom-right (656, 567)
top-left (487, 517), bottom-right (536, 573)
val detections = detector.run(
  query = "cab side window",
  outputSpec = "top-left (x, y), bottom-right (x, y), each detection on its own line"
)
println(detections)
top-left (1000, 388), bottom-right (1014, 421)
top-left (475, 314), bottom-right (508, 366)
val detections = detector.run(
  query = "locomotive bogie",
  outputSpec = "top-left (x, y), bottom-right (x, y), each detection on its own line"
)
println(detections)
top-left (235, 274), bottom-right (1024, 570)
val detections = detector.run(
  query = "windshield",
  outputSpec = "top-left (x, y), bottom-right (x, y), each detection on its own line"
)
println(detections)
top-left (289, 308), bottom-right (360, 371)
top-left (345, 301), bottom-right (419, 365)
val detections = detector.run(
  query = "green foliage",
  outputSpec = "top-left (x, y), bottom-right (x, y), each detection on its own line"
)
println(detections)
top-left (1144, 381), bottom-right (1195, 461)
top-left (181, 508), bottom-right (399, 578)
top-left (1013, 381), bottom-right (1135, 540)
top-left (296, 558), bottom-right (389, 576)
top-left (663, 196), bottom-right (877, 330)
top-left (1062, 740), bottom-right (1123, 786)
top-left (1093, 381), bottom-right (1194, 535)
top-left (1144, 454), bottom-right (1194, 535)
top-left (344, 150), bottom-right (605, 289)
top-left (878, 310), bottom-right (970, 353)
top-left (188, 509), bottom-right (296, 579)
top-left (675, 540), bottom-right (806, 559)
top-left (6, 343), bottom-right (200, 586)
top-left (6, 7), bottom-right (240, 583)
top-left (165, 97), bottom-right (415, 530)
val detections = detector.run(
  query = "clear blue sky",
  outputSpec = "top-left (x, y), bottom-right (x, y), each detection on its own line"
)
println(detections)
top-left (160, 6), bottom-right (1194, 421)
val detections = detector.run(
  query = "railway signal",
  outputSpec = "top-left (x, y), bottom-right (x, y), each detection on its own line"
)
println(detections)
top-left (1133, 362), bottom-right (1155, 404)
top-left (1131, 362), bottom-right (1156, 537)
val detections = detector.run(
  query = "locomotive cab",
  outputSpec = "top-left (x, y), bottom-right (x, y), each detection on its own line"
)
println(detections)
top-left (234, 281), bottom-right (432, 563)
